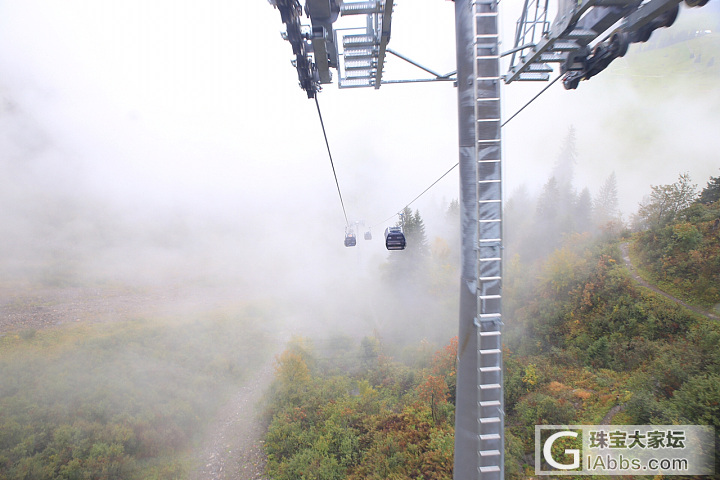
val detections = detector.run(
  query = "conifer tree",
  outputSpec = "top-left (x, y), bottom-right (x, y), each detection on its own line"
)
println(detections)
top-left (383, 207), bottom-right (430, 285)
top-left (534, 177), bottom-right (563, 254)
top-left (399, 207), bottom-right (429, 260)
top-left (593, 171), bottom-right (621, 226)
top-left (697, 174), bottom-right (720, 204)
top-left (551, 126), bottom-right (577, 192)
top-left (575, 187), bottom-right (593, 233)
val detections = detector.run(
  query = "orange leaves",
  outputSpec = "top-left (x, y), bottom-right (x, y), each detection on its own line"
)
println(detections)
top-left (266, 337), bottom-right (458, 480)
top-left (417, 338), bottom-right (458, 423)
top-left (418, 374), bottom-right (449, 406)
top-left (430, 336), bottom-right (457, 377)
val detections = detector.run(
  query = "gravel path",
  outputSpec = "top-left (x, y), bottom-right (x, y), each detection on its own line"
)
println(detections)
top-left (189, 361), bottom-right (275, 480)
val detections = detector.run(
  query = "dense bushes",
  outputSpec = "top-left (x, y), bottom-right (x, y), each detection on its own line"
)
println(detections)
top-left (633, 200), bottom-right (720, 307)
top-left (263, 337), bottom-right (456, 480)
top-left (0, 307), bottom-right (272, 479)
top-left (502, 228), bottom-right (720, 476)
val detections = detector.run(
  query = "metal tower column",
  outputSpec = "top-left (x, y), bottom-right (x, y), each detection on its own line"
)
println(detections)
top-left (454, 0), bottom-right (503, 478)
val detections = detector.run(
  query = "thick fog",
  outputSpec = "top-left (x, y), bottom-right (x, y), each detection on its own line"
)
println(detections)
top-left (0, 0), bottom-right (718, 341)
top-left (501, 3), bottom-right (720, 215)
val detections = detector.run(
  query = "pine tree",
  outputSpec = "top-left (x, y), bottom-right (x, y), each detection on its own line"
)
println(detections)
top-left (551, 126), bottom-right (577, 191)
top-left (399, 207), bottom-right (429, 260)
top-left (697, 174), bottom-right (720, 204)
top-left (593, 172), bottom-right (620, 226)
top-left (575, 187), bottom-right (593, 233)
top-left (446, 199), bottom-right (459, 220)
top-left (533, 177), bottom-right (563, 256)
top-left (551, 127), bottom-right (581, 235)
top-left (383, 208), bottom-right (431, 289)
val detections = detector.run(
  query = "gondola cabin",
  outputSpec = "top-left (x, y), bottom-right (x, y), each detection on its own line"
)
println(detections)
top-left (364, 231), bottom-right (372, 240)
top-left (344, 233), bottom-right (357, 247)
top-left (384, 227), bottom-right (406, 250)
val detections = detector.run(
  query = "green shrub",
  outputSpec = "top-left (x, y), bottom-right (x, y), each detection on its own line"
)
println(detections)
top-left (0, 308), bottom-right (272, 479)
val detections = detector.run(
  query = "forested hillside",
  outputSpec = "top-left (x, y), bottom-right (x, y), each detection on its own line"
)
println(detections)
top-left (262, 169), bottom-right (720, 478)
top-left (263, 336), bottom-right (457, 480)
top-left (0, 302), bottom-right (277, 479)
top-left (631, 174), bottom-right (720, 310)
top-left (504, 172), bottom-right (720, 476)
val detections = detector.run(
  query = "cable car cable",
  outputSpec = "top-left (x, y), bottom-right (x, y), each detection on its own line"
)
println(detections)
top-left (369, 161), bottom-right (459, 230)
top-left (368, 76), bottom-right (560, 230)
top-left (403, 161), bottom-right (458, 212)
top-left (501, 74), bottom-right (561, 127)
top-left (314, 95), bottom-right (350, 226)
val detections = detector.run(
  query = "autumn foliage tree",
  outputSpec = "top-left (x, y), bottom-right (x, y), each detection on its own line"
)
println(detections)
top-left (633, 172), bottom-right (698, 230)
top-left (264, 337), bottom-right (457, 480)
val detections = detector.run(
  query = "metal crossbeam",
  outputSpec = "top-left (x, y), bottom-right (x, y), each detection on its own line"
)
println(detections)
top-left (503, 0), bottom-right (707, 89)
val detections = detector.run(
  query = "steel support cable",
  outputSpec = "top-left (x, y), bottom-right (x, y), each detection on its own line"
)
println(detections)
top-left (369, 161), bottom-right (459, 230)
top-left (501, 74), bottom-right (561, 127)
top-left (369, 76), bottom-right (560, 230)
top-left (314, 95), bottom-right (350, 226)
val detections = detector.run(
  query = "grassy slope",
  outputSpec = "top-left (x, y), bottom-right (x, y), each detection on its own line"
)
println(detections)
top-left (0, 300), bottom-right (277, 480)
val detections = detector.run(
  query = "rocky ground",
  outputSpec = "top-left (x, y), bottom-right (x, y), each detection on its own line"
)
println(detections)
top-left (188, 362), bottom-right (275, 480)
top-left (0, 285), bottom-right (173, 333)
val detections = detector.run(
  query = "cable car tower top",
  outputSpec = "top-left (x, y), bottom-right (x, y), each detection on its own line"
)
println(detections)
top-left (268, 0), bottom-right (457, 97)
top-left (504, 0), bottom-right (710, 89)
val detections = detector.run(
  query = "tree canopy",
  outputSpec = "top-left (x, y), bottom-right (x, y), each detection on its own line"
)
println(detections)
top-left (698, 173), bottom-right (720, 204)
top-left (634, 172), bottom-right (698, 230)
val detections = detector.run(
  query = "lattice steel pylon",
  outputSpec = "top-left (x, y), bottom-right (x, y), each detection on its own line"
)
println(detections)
top-left (453, 0), bottom-right (503, 478)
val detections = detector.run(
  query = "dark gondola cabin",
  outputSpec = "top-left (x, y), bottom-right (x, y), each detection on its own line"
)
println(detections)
top-left (384, 226), bottom-right (406, 250)
top-left (344, 233), bottom-right (356, 247)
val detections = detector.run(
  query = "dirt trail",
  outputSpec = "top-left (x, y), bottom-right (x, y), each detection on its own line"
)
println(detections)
top-left (620, 243), bottom-right (719, 321)
top-left (189, 361), bottom-right (275, 480)
top-left (600, 403), bottom-right (625, 425)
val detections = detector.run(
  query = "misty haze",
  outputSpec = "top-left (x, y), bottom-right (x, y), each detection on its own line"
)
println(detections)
top-left (1, 0), bottom-right (719, 479)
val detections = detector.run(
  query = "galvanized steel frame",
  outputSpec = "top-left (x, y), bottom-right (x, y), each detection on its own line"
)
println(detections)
top-left (453, 0), bottom-right (504, 478)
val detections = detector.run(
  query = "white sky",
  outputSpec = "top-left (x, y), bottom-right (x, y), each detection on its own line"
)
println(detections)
top-left (0, 0), bottom-right (718, 261)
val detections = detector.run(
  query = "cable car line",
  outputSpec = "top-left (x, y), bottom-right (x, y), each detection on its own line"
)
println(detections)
top-left (367, 76), bottom-right (560, 231)
top-left (314, 95), bottom-right (350, 226)
top-left (403, 161), bottom-right (459, 212)
top-left (501, 74), bottom-right (561, 127)
top-left (309, 40), bottom-right (560, 239)
top-left (369, 161), bottom-right (459, 230)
